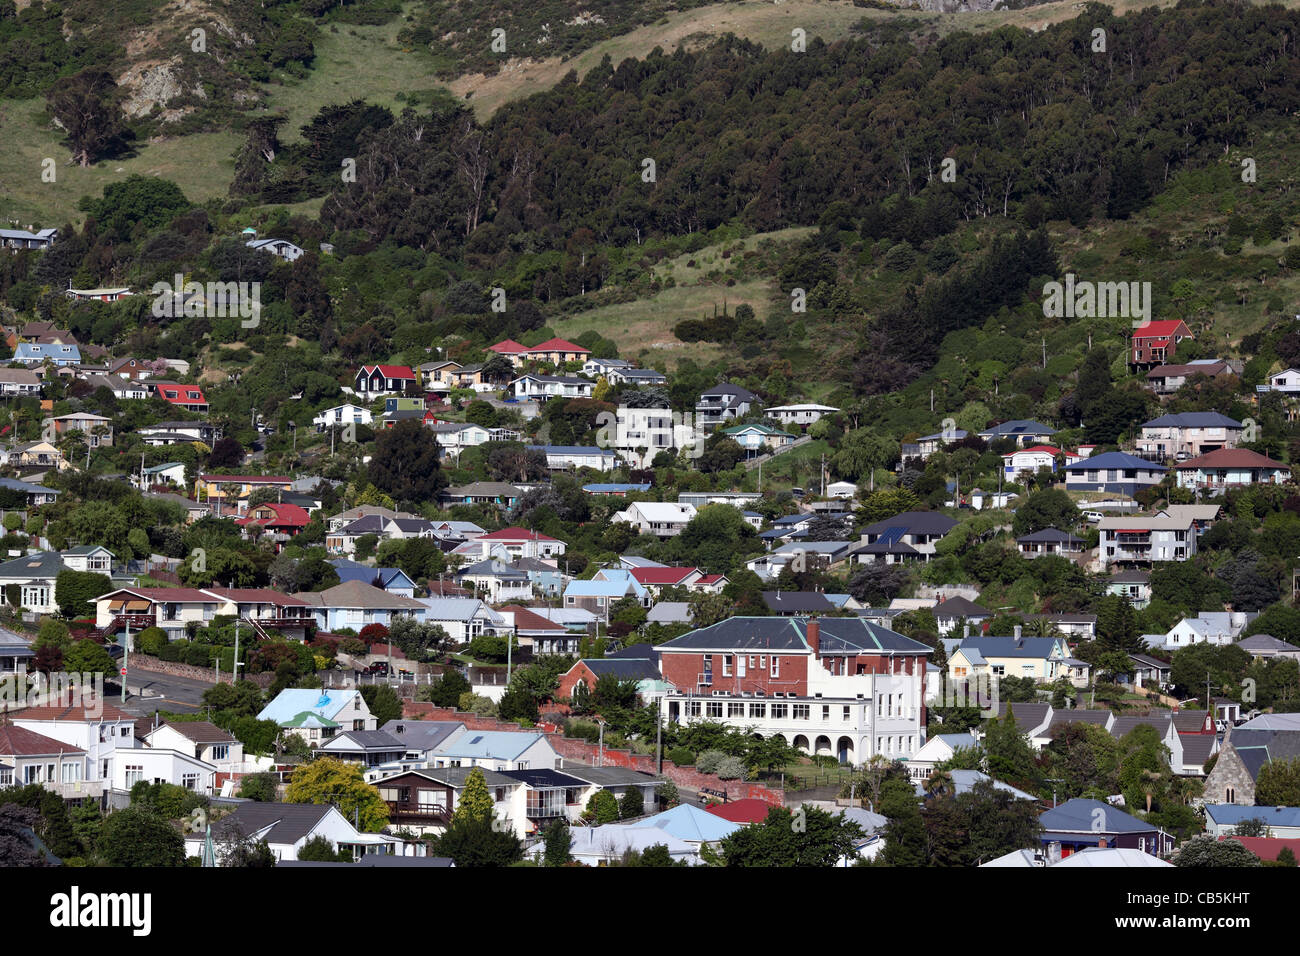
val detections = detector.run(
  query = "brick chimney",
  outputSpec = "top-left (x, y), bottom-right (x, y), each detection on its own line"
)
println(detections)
top-left (807, 617), bottom-right (820, 657)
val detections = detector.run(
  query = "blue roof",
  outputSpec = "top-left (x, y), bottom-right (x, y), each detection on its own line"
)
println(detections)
top-left (627, 803), bottom-right (742, 842)
top-left (332, 566), bottom-right (416, 589)
top-left (1204, 805), bottom-right (1300, 828)
top-left (527, 445), bottom-right (615, 456)
top-left (14, 343), bottom-right (80, 362)
top-left (584, 483), bottom-right (652, 493)
top-left (1039, 798), bottom-right (1158, 835)
top-left (1065, 451), bottom-right (1165, 472)
top-left (257, 689), bottom-right (364, 724)
top-left (958, 636), bottom-right (1067, 660)
top-left (435, 731), bottom-right (544, 761)
top-left (980, 419), bottom-right (1055, 437)
top-left (0, 477), bottom-right (59, 496)
top-left (564, 573), bottom-right (647, 599)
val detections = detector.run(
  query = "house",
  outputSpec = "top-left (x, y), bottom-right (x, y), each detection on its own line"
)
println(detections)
top-left (978, 420), bottom-right (1056, 447)
top-left (904, 731), bottom-right (980, 782)
top-left (93, 586), bottom-right (313, 642)
top-left (583, 483), bottom-right (652, 497)
top-left (646, 601), bottom-right (693, 626)
top-left (556, 654), bottom-right (665, 702)
top-left (1146, 360), bottom-right (1234, 395)
top-left (932, 597), bottom-right (992, 636)
top-left (947, 634), bottom-right (1071, 684)
top-left (463, 527), bottom-right (566, 560)
top-left (185, 802), bottom-right (403, 862)
top-left (6, 697), bottom-right (141, 798)
top-left (1136, 412), bottom-right (1243, 461)
top-left (1016, 528), bottom-right (1086, 558)
top-left (1146, 612), bottom-right (1254, 651)
top-left (235, 502), bottom-right (312, 549)
top-left (457, 559), bottom-right (533, 604)
top-left (41, 412), bottom-right (113, 447)
top-left (431, 730), bottom-right (559, 771)
top-left (695, 384), bottom-right (758, 429)
top-left (0, 628), bottom-right (33, 678)
top-left (1235, 633), bottom-right (1300, 662)
top-left (1174, 448), bottom-right (1290, 492)
top-left (490, 337), bottom-right (591, 368)
top-left (136, 461), bottom-right (187, 489)
top-left (152, 382), bottom-right (209, 412)
top-left (194, 474), bottom-right (293, 517)
top-left (137, 421), bottom-right (222, 445)
top-left (329, 561), bottom-right (418, 598)
top-left (1001, 445), bottom-right (1061, 482)
top-left (528, 445), bottom-right (617, 471)
top-left (608, 405), bottom-right (694, 468)
top-left (507, 374), bottom-right (593, 401)
top-left (373, 765), bottom-right (526, 835)
top-left (1064, 451), bottom-right (1166, 496)
top-left (1106, 568), bottom-right (1151, 608)
top-left (2, 439), bottom-right (67, 473)
top-left (748, 542), bottom-right (855, 581)
top-left (582, 358), bottom-right (634, 378)
top-left (315, 730), bottom-right (409, 768)
top-left (563, 570), bottom-right (650, 615)
top-left (0, 369), bottom-right (42, 396)
top-left (0, 724), bottom-right (91, 797)
top-left (826, 481), bottom-right (857, 499)
top-left (0, 551), bottom-right (70, 615)
top-left (721, 423), bottom-right (796, 458)
top-left (628, 565), bottom-right (705, 595)
top-left (496, 605), bottom-right (576, 655)
top-left (1038, 798), bottom-right (1174, 857)
top-left (438, 482), bottom-right (523, 510)
top-left (313, 404), bottom-right (374, 431)
top-left (765, 404), bottom-right (839, 428)
top-left (762, 591), bottom-right (835, 616)
top-left (676, 490), bottom-right (763, 509)
top-left (245, 237), bottom-right (306, 261)
top-left (913, 428), bottom-right (968, 459)
top-left (1027, 612), bottom-right (1097, 640)
top-left (558, 765), bottom-right (664, 812)
top-left (1260, 368), bottom-right (1300, 395)
top-left (606, 366), bottom-right (668, 387)
top-left (1097, 512), bottom-right (1197, 568)
top-left (1203, 728), bottom-right (1300, 805)
top-left (657, 616), bottom-right (931, 765)
top-left (1130, 319), bottom-right (1193, 369)
top-left (0, 227), bottom-right (57, 250)
top-left (143, 721), bottom-right (243, 772)
top-left (1204, 804), bottom-right (1300, 839)
top-left (293, 581), bottom-right (428, 632)
top-left (12, 341), bottom-right (80, 366)
top-left (611, 501), bottom-right (697, 537)
top-left (258, 688), bottom-right (377, 739)
top-left (850, 511), bottom-right (958, 565)
top-left (354, 365), bottom-right (416, 395)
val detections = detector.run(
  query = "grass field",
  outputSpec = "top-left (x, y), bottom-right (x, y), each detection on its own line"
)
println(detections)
top-left (0, 97), bottom-right (239, 228)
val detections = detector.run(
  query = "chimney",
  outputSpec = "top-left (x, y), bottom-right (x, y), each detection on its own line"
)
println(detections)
top-left (807, 618), bottom-right (820, 657)
top-left (962, 622), bottom-right (970, 639)
top-left (1013, 625), bottom-right (1022, 639)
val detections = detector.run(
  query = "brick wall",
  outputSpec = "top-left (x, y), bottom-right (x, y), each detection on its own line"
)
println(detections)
top-left (400, 701), bottom-right (785, 805)
top-left (127, 653), bottom-right (274, 688)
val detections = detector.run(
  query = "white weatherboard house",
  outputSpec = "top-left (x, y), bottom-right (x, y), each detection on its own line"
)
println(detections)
top-left (612, 501), bottom-right (698, 537)
top-left (765, 404), bottom-right (839, 428)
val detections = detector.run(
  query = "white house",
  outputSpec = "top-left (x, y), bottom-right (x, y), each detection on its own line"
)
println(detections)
top-left (1002, 445), bottom-right (1060, 483)
top-left (185, 802), bottom-right (404, 861)
top-left (313, 404), bottom-right (374, 431)
top-left (245, 237), bottom-right (305, 261)
top-left (143, 721), bottom-right (244, 773)
top-left (508, 375), bottom-right (593, 401)
top-left (612, 501), bottom-right (698, 537)
top-left (1097, 513), bottom-right (1196, 568)
top-left (765, 404), bottom-right (839, 428)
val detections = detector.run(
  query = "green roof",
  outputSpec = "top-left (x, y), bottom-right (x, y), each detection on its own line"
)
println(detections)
top-left (721, 423), bottom-right (793, 437)
top-left (282, 711), bottom-right (340, 729)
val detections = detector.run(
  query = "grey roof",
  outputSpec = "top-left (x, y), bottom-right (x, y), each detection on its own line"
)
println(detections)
top-left (495, 768), bottom-right (587, 789)
top-left (762, 591), bottom-right (835, 613)
top-left (979, 419), bottom-right (1056, 438)
top-left (1046, 709), bottom-right (1111, 732)
top-left (861, 510), bottom-right (958, 536)
top-left (1236, 634), bottom-right (1299, 653)
top-left (646, 601), bottom-right (692, 624)
top-left (582, 658), bottom-right (661, 681)
top-left (557, 766), bottom-right (664, 787)
top-left (0, 551), bottom-right (62, 578)
top-left (1109, 569), bottom-right (1151, 584)
top-left (933, 596), bottom-right (990, 618)
top-left (1223, 730), bottom-right (1300, 780)
top-left (993, 702), bottom-right (1051, 734)
top-left (1141, 412), bottom-right (1242, 429)
top-left (1016, 528), bottom-right (1085, 544)
top-left (659, 616), bottom-right (931, 655)
top-left (0, 477), bottom-right (59, 496)
top-left (319, 730), bottom-right (406, 752)
top-left (1178, 733), bottom-right (1217, 767)
top-left (376, 766), bottom-right (518, 790)
top-left (191, 803), bottom-right (334, 847)
top-left (1039, 798), bottom-right (1159, 835)
top-left (152, 720), bottom-right (236, 744)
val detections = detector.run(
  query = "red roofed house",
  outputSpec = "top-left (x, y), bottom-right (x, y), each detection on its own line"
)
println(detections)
top-left (354, 365), bottom-right (416, 395)
top-left (1002, 445), bottom-right (1062, 482)
top-left (195, 474), bottom-right (294, 517)
top-left (154, 382), bottom-right (209, 412)
top-left (497, 605), bottom-right (580, 656)
top-left (236, 502), bottom-right (312, 551)
top-left (1130, 320), bottom-right (1193, 369)
top-left (1222, 835), bottom-right (1300, 862)
top-left (706, 798), bottom-right (776, 825)
top-left (0, 722), bottom-right (89, 796)
top-left (467, 527), bottom-right (566, 560)
top-left (630, 566), bottom-right (705, 597)
top-left (489, 338), bottom-right (591, 369)
top-left (1174, 448), bottom-right (1292, 492)
top-left (93, 586), bottom-right (313, 643)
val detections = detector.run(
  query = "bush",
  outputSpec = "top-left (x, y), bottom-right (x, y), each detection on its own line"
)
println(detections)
top-left (667, 747), bottom-right (695, 766)
top-left (158, 642), bottom-right (182, 662)
top-left (619, 787), bottom-right (644, 819)
top-left (134, 627), bottom-right (167, 656)
top-left (695, 750), bottom-right (726, 774)
top-left (182, 644), bottom-right (212, 668)
top-left (716, 756), bottom-right (747, 780)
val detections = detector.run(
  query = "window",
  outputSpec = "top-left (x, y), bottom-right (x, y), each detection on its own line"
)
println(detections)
top-left (211, 745), bottom-right (229, 761)
top-left (418, 789), bottom-right (447, 812)
top-left (0, 767), bottom-right (10, 787)
top-left (771, 657), bottom-right (780, 678)
top-left (770, 704), bottom-right (788, 719)
top-left (706, 702), bottom-right (723, 718)
top-left (1226, 787), bottom-right (1236, 804)
top-left (353, 720), bottom-right (365, 731)
top-left (822, 705), bottom-right (830, 720)
top-left (792, 704), bottom-right (810, 720)
top-left (125, 765), bottom-right (144, 787)
top-left (728, 703), bottom-right (745, 718)
top-left (843, 706), bottom-right (851, 721)
top-left (686, 701), bottom-right (701, 718)
top-left (181, 773), bottom-right (199, 790)
top-left (722, 655), bottom-right (732, 677)
top-left (61, 762), bottom-right (80, 783)
top-left (737, 656), bottom-right (746, 678)
top-left (991, 665), bottom-right (1005, 677)
top-left (748, 703), bottom-right (766, 718)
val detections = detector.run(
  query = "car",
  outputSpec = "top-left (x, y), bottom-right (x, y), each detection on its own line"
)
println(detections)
top-left (791, 487), bottom-right (805, 498)
top-left (1083, 510), bottom-right (1104, 523)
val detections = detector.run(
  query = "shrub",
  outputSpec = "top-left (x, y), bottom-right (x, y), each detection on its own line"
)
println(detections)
top-left (667, 747), bottom-right (695, 766)
top-left (716, 756), bottom-right (747, 780)
top-left (695, 750), bottom-right (726, 774)
top-left (134, 627), bottom-right (167, 656)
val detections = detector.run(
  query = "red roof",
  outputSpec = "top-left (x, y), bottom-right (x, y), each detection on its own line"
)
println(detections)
top-left (705, 798), bottom-right (775, 825)
top-left (206, 588), bottom-right (311, 606)
top-left (156, 384), bottom-right (207, 404)
top-left (478, 526), bottom-right (559, 542)
top-left (236, 502), bottom-right (311, 528)
top-left (1133, 320), bottom-right (1189, 338)
top-left (360, 364), bottom-right (415, 379)
top-left (488, 339), bottom-right (528, 354)
top-left (498, 605), bottom-right (567, 631)
top-left (1175, 448), bottom-right (1289, 470)
top-left (0, 723), bottom-right (86, 756)
top-left (103, 587), bottom-right (221, 603)
top-left (1004, 445), bottom-right (1061, 457)
top-left (1222, 835), bottom-right (1300, 861)
top-left (696, 574), bottom-right (727, 585)
top-left (527, 338), bottom-right (590, 354)
top-left (630, 567), bottom-right (698, 586)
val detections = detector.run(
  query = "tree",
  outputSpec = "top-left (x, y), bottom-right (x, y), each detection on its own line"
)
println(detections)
top-left (284, 758), bottom-right (390, 832)
top-left (237, 773), bottom-right (278, 802)
top-left (983, 706), bottom-right (1039, 786)
top-left (1174, 834), bottom-right (1261, 867)
top-left (218, 829), bottom-right (277, 868)
top-left (880, 777), bottom-right (926, 866)
top-left (0, 805), bottom-right (48, 866)
top-left (619, 787), bottom-right (645, 820)
top-left (584, 790), bottom-right (620, 824)
top-left (55, 570), bottom-right (112, 618)
top-left (208, 438), bottom-right (245, 469)
top-left (47, 69), bottom-right (126, 167)
top-left (298, 834), bottom-right (346, 862)
top-left (369, 419), bottom-right (447, 503)
top-left (63, 638), bottom-right (116, 677)
top-left (433, 815), bottom-right (522, 867)
top-left (721, 805), bottom-right (864, 866)
top-left (424, 670), bottom-right (471, 707)
top-left (453, 767), bottom-right (495, 826)
top-left (1011, 488), bottom-right (1078, 537)
top-left (358, 684), bottom-right (403, 726)
top-left (97, 808), bottom-right (186, 866)
top-left (543, 818), bottom-right (573, 866)
top-left (498, 684), bottom-right (541, 724)
top-left (1255, 757), bottom-right (1300, 807)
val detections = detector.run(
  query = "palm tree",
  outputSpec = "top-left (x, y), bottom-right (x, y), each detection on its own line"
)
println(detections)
top-left (1024, 617), bottom-right (1063, 638)
top-left (1140, 769), bottom-right (1164, 813)
top-left (923, 769), bottom-right (954, 798)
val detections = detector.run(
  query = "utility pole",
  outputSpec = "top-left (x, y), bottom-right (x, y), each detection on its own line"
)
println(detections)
top-left (233, 618), bottom-right (241, 685)
top-left (1041, 337), bottom-right (1047, 369)
top-left (120, 622), bottom-right (130, 702)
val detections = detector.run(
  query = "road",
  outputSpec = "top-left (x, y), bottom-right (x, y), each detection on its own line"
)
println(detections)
top-left (102, 670), bottom-right (215, 718)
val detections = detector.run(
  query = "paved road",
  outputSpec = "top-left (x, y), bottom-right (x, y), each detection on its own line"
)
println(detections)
top-left (103, 670), bottom-right (215, 717)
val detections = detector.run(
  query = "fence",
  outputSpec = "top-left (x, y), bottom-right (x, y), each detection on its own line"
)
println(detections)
top-left (742, 434), bottom-right (812, 470)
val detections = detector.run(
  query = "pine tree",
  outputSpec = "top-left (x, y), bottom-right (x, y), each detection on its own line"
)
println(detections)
top-left (543, 819), bottom-right (572, 866)
top-left (453, 767), bottom-right (495, 826)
